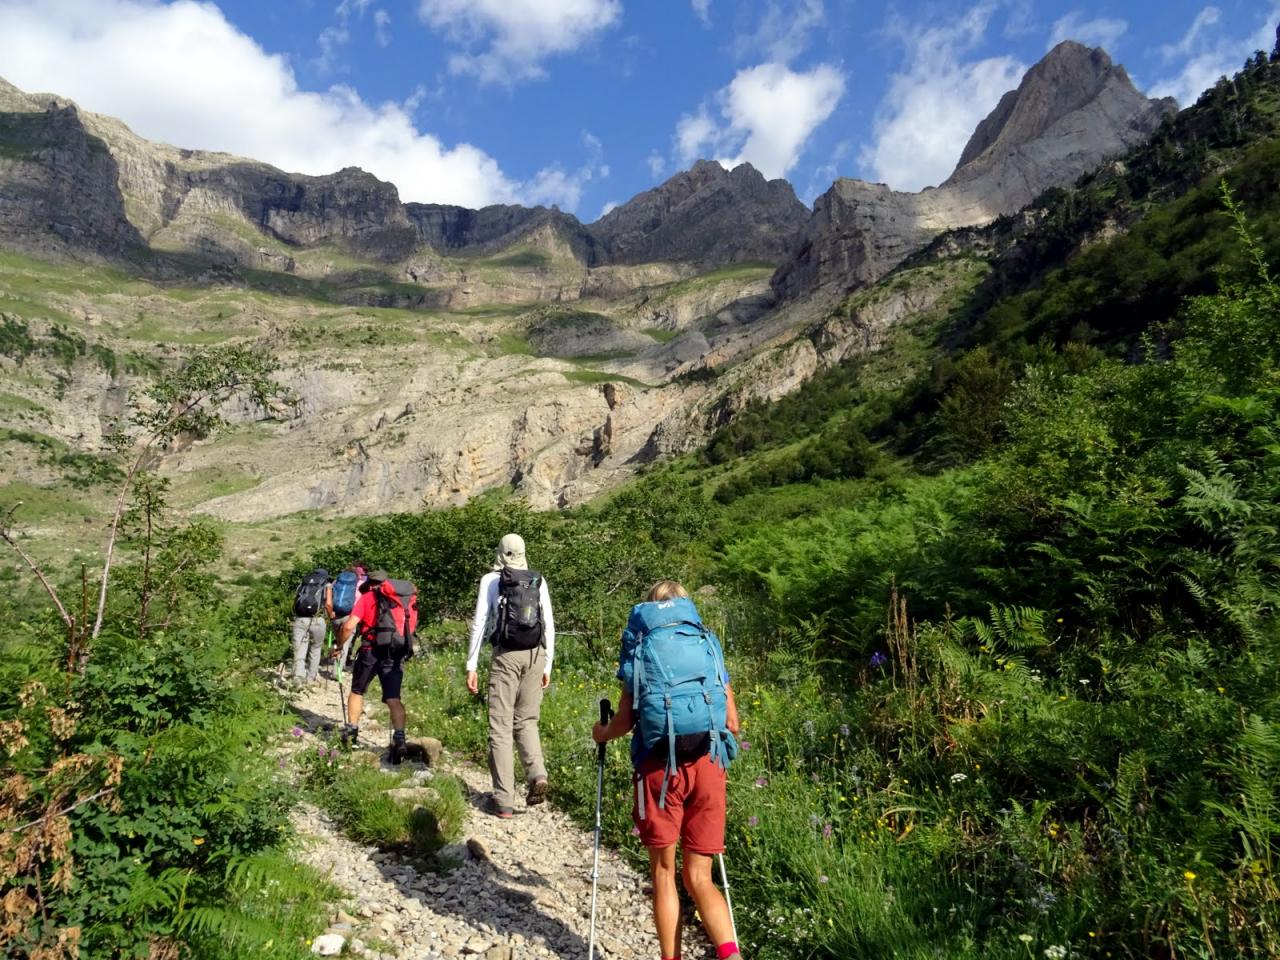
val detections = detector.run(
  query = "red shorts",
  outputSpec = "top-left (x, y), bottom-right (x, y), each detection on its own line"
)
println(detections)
top-left (632, 753), bottom-right (726, 854)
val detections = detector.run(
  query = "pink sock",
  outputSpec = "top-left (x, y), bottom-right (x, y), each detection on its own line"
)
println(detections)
top-left (717, 944), bottom-right (739, 959)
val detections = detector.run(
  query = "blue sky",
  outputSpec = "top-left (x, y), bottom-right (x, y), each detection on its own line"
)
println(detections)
top-left (0, 0), bottom-right (1276, 219)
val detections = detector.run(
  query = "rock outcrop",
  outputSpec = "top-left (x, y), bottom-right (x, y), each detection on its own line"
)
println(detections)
top-left (591, 160), bottom-right (810, 267)
top-left (772, 41), bottom-right (1177, 302)
top-left (0, 80), bottom-right (144, 254)
top-left (405, 203), bottom-right (604, 263)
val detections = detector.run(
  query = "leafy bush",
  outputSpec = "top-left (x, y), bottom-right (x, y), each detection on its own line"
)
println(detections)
top-left (296, 740), bottom-right (466, 855)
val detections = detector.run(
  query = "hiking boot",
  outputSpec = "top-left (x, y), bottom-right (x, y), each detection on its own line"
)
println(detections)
top-left (340, 724), bottom-right (359, 747)
top-left (526, 778), bottom-right (548, 806)
top-left (388, 735), bottom-right (406, 766)
top-left (484, 797), bottom-right (514, 819)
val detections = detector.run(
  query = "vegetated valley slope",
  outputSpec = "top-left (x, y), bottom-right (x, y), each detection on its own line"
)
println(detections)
top-left (0, 41), bottom-right (1174, 526)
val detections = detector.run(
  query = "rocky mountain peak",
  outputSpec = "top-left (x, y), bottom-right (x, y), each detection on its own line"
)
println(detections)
top-left (947, 41), bottom-right (1176, 187)
top-left (773, 42), bottom-right (1177, 303)
top-left (591, 158), bottom-right (808, 267)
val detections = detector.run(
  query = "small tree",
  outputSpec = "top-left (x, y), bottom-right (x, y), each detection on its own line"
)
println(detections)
top-left (0, 345), bottom-right (293, 670)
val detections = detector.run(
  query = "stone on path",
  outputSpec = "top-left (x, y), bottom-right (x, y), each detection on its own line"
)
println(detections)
top-left (465, 837), bottom-right (491, 862)
top-left (311, 933), bottom-right (345, 956)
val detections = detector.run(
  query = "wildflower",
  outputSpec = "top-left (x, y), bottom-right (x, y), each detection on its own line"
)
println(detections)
top-left (1018, 934), bottom-right (1033, 944)
top-left (290, 726), bottom-right (303, 737)
top-left (1055, 617), bottom-right (1063, 624)
top-left (193, 837), bottom-right (205, 846)
top-left (748, 815), bottom-right (759, 827)
top-left (809, 813), bottom-right (822, 828)
top-left (1184, 870), bottom-right (1196, 882)
top-left (839, 724), bottom-right (850, 736)
top-left (802, 720), bottom-right (816, 738)
top-left (1045, 947), bottom-right (1068, 959)
top-left (631, 826), bottom-right (641, 836)
top-left (818, 875), bottom-right (829, 884)
top-left (754, 776), bottom-right (769, 788)
top-left (869, 651), bottom-right (888, 669)
top-left (950, 772), bottom-right (967, 784)
top-left (1030, 884), bottom-right (1058, 913)
top-left (822, 823), bottom-right (833, 839)
top-left (740, 740), bottom-right (751, 752)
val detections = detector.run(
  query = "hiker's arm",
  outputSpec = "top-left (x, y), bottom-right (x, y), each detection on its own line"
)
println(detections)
top-left (324, 583), bottom-right (335, 620)
top-left (592, 689), bottom-right (633, 743)
top-left (724, 683), bottom-right (740, 735)
top-left (464, 575), bottom-right (492, 694)
top-left (338, 612), bottom-right (359, 646)
top-left (540, 578), bottom-right (555, 683)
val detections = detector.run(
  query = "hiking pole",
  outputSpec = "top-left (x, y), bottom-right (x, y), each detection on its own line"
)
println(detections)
top-left (588, 698), bottom-right (612, 959)
top-left (336, 635), bottom-right (349, 727)
top-left (718, 853), bottom-right (739, 946)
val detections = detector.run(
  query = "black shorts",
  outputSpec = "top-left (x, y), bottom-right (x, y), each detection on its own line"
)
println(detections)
top-left (349, 647), bottom-right (404, 701)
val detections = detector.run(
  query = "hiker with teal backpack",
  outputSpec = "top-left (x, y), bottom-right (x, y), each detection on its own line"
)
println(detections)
top-left (593, 580), bottom-right (743, 960)
top-left (327, 564), bottom-right (367, 671)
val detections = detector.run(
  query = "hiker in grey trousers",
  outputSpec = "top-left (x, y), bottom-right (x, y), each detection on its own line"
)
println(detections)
top-left (465, 534), bottom-right (556, 818)
top-left (292, 613), bottom-right (326, 685)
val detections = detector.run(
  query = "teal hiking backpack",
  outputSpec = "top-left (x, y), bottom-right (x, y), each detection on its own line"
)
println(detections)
top-left (331, 571), bottom-right (359, 618)
top-left (626, 596), bottom-right (736, 817)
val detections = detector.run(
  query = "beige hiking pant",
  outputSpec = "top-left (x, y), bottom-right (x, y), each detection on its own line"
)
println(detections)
top-left (487, 646), bottom-right (547, 810)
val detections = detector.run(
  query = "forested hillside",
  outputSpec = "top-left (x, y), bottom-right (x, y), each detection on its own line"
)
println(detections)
top-left (3, 44), bottom-right (1280, 960)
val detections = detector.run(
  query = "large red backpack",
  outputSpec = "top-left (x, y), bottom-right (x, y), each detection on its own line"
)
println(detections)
top-left (370, 579), bottom-right (418, 656)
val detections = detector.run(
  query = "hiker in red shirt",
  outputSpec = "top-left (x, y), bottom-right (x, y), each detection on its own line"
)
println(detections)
top-left (337, 569), bottom-right (417, 763)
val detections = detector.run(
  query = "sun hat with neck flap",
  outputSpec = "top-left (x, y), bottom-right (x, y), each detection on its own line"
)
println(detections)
top-left (494, 533), bottom-right (528, 571)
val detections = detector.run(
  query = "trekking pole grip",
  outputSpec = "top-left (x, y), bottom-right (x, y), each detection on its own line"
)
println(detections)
top-left (597, 698), bottom-right (612, 763)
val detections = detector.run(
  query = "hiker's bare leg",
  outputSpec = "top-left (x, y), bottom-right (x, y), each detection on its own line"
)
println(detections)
top-left (387, 698), bottom-right (406, 729)
top-left (347, 692), bottom-right (364, 726)
top-left (649, 844), bottom-right (681, 959)
top-left (682, 851), bottom-right (734, 946)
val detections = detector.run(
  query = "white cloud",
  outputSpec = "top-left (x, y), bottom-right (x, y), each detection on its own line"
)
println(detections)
top-left (647, 150), bottom-right (667, 179)
top-left (733, 0), bottom-right (826, 64)
top-left (416, 0), bottom-right (621, 84)
top-left (1049, 12), bottom-right (1128, 51)
top-left (859, 5), bottom-right (1026, 190)
top-left (520, 130), bottom-right (609, 211)
top-left (374, 9), bottom-right (392, 47)
top-left (314, 24), bottom-right (351, 75)
top-left (691, 0), bottom-right (711, 26)
top-left (1151, 5), bottom-right (1279, 107)
top-left (598, 200), bottom-right (620, 218)
top-left (0, 0), bottom-right (589, 210)
top-left (674, 61), bottom-right (845, 179)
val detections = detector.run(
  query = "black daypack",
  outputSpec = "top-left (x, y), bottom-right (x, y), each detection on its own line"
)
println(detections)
top-left (293, 569), bottom-right (329, 617)
top-left (495, 567), bottom-right (544, 650)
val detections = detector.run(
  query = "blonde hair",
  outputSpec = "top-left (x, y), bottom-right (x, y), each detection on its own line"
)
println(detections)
top-left (646, 580), bottom-right (689, 602)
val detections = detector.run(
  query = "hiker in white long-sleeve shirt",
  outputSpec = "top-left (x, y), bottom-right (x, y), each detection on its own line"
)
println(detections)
top-left (464, 533), bottom-right (556, 818)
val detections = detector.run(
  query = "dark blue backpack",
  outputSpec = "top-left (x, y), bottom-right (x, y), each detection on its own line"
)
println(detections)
top-left (627, 597), bottom-right (736, 817)
top-left (331, 571), bottom-right (359, 618)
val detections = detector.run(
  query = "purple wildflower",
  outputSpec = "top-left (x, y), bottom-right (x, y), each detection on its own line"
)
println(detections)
top-left (631, 826), bottom-right (641, 836)
top-left (740, 740), bottom-right (751, 752)
top-left (290, 726), bottom-right (304, 737)
top-left (822, 823), bottom-right (834, 839)
top-left (748, 815), bottom-right (759, 827)
top-left (870, 651), bottom-right (888, 669)
top-left (754, 776), bottom-right (769, 788)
